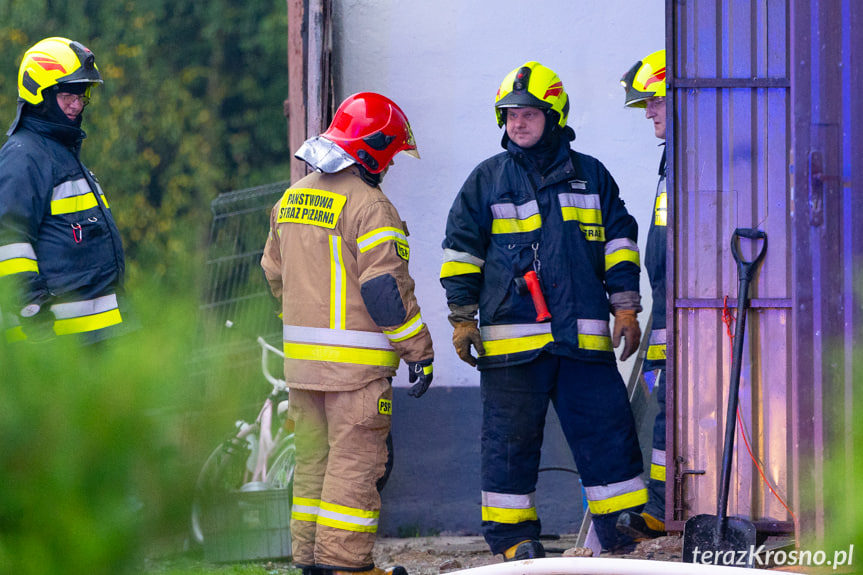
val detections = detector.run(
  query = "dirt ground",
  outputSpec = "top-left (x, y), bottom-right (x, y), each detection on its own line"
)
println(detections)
top-left (369, 533), bottom-right (684, 574)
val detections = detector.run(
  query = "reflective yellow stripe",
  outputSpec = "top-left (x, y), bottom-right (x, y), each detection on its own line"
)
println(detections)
top-left (53, 308), bottom-right (122, 336)
top-left (605, 249), bottom-right (640, 271)
top-left (654, 191), bottom-right (667, 226)
top-left (51, 192), bottom-right (99, 215)
top-left (0, 258), bottom-right (39, 276)
top-left (491, 214), bottom-right (542, 234)
top-left (561, 206), bottom-right (602, 225)
top-left (440, 261), bottom-right (481, 278)
top-left (383, 313), bottom-right (424, 342)
top-left (587, 488), bottom-right (648, 515)
top-left (284, 342), bottom-right (399, 367)
top-left (559, 193), bottom-right (602, 225)
top-left (330, 236), bottom-right (346, 330)
top-left (647, 344), bottom-right (666, 361)
top-left (605, 238), bottom-right (640, 271)
top-left (0, 243), bottom-right (38, 276)
top-left (481, 505), bottom-right (538, 524)
top-left (481, 491), bottom-right (537, 524)
top-left (650, 463), bottom-right (666, 482)
top-left (578, 333), bottom-right (612, 351)
top-left (577, 319), bottom-right (611, 351)
top-left (482, 332), bottom-right (553, 356)
top-left (585, 478), bottom-right (648, 515)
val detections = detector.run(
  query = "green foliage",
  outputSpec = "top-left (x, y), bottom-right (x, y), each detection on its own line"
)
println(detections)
top-left (0, 0), bottom-right (292, 288)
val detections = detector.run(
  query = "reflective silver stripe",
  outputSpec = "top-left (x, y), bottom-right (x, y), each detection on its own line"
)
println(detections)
top-left (558, 192), bottom-right (600, 210)
top-left (480, 322), bottom-right (551, 341)
top-left (649, 328), bottom-right (667, 345)
top-left (51, 294), bottom-right (118, 320)
top-left (577, 319), bottom-right (610, 336)
top-left (52, 178), bottom-right (92, 201)
top-left (357, 227), bottom-right (407, 253)
top-left (605, 238), bottom-right (639, 256)
top-left (482, 491), bottom-right (536, 509)
top-left (292, 499), bottom-right (320, 516)
top-left (283, 325), bottom-right (394, 350)
top-left (490, 200), bottom-right (539, 220)
top-left (318, 503), bottom-right (378, 528)
top-left (442, 248), bottom-right (485, 268)
top-left (584, 476), bottom-right (645, 501)
top-left (652, 448), bottom-right (666, 466)
top-left (384, 313), bottom-right (424, 342)
top-left (0, 243), bottom-right (36, 261)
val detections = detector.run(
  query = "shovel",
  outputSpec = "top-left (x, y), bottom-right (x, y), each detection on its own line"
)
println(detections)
top-left (682, 228), bottom-right (767, 567)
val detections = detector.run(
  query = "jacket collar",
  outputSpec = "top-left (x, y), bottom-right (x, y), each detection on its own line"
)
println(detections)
top-left (19, 114), bottom-right (86, 149)
top-left (506, 135), bottom-right (574, 184)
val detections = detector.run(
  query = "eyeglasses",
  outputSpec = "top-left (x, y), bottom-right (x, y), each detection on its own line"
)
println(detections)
top-left (645, 97), bottom-right (666, 111)
top-left (56, 92), bottom-right (90, 107)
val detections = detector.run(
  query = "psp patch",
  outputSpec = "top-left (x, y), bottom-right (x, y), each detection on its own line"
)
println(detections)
top-left (378, 398), bottom-right (392, 415)
top-left (394, 239), bottom-right (410, 261)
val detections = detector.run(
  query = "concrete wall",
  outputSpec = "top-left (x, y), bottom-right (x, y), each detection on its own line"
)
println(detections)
top-left (329, 0), bottom-right (665, 537)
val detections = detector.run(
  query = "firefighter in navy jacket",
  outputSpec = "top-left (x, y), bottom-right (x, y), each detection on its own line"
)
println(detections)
top-left (440, 61), bottom-right (647, 556)
top-left (616, 49), bottom-right (670, 541)
top-left (0, 37), bottom-right (127, 344)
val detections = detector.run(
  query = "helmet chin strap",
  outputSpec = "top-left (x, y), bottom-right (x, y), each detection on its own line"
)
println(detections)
top-left (358, 165), bottom-right (382, 187)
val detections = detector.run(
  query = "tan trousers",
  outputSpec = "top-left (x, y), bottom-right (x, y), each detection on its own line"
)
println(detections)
top-left (288, 378), bottom-right (392, 570)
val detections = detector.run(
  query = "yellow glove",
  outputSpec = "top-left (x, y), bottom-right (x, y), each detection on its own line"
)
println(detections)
top-left (452, 320), bottom-right (485, 367)
top-left (612, 309), bottom-right (641, 362)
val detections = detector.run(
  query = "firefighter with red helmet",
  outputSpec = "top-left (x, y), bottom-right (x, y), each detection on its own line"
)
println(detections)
top-left (261, 92), bottom-right (434, 575)
top-left (616, 49), bottom-right (669, 541)
top-left (440, 61), bottom-right (647, 556)
top-left (0, 37), bottom-right (128, 344)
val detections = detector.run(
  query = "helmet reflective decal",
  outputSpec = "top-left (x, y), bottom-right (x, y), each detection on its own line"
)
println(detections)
top-left (32, 56), bottom-right (67, 73)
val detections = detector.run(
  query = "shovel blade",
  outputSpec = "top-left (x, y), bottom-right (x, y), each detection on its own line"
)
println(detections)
top-left (683, 513), bottom-right (758, 567)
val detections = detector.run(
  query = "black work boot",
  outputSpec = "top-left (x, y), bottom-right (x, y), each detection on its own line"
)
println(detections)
top-left (615, 510), bottom-right (666, 540)
top-left (502, 539), bottom-right (546, 562)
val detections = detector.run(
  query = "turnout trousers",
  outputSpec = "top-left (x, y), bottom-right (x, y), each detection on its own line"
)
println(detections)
top-left (644, 369), bottom-right (666, 522)
top-left (287, 378), bottom-right (392, 570)
top-left (480, 353), bottom-right (647, 553)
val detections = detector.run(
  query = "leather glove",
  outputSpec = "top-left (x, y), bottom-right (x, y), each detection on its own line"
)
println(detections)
top-left (407, 358), bottom-right (433, 398)
top-left (19, 303), bottom-right (55, 343)
top-left (452, 320), bottom-right (485, 367)
top-left (612, 309), bottom-right (641, 362)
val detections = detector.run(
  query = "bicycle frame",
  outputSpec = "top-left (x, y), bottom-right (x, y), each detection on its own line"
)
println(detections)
top-left (241, 336), bottom-right (288, 485)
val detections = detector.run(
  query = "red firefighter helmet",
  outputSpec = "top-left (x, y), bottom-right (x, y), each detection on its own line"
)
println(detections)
top-left (320, 92), bottom-right (419, 174)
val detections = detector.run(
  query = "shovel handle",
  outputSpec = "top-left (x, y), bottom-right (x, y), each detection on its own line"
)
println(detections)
top-left (716, 228), bottom-right (767, 520)
top-left (730, 228), bottom-right (767, 283)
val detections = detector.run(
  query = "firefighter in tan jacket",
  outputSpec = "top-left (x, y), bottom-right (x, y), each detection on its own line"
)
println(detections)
top-left (261, 92), bottom-right (434, 575)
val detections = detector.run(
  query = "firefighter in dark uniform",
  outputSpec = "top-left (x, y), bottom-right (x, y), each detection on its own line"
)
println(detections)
top-left (616, 49), bottom-right (669, 540)
top-left (440, 61), bottom-right (647, 556)
top-left (0, 37), bottom-right (128, 344)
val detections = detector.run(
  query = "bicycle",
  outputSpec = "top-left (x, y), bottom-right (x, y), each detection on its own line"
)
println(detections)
top-left (189, 335), bottom-right (296, 546)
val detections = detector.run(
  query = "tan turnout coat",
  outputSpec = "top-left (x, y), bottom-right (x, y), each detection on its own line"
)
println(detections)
top-left (261, 167), bottom-right (433, 391)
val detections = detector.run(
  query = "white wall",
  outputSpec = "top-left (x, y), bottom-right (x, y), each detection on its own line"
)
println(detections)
top-left (332, 0), bottom-right (665, 387)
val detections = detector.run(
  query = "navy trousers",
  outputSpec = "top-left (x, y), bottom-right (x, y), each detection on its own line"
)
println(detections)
top-left (480, 353), bottom-right (645, 552)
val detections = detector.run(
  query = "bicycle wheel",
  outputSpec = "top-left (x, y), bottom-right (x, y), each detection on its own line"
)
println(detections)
top-left (189, 436), bottom-right (253, 546)
top-left (265, 432), bottom-right (296, 490)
